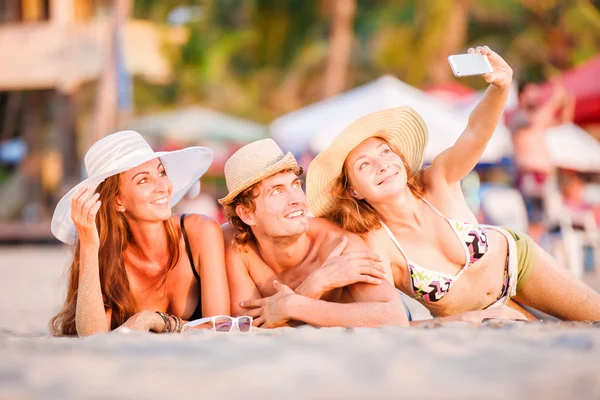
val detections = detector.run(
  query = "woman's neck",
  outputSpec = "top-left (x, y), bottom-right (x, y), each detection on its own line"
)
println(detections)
top-left (125, 219), bottom-right (170, 272)
top-left (372, 188), bottom-right (425, 231)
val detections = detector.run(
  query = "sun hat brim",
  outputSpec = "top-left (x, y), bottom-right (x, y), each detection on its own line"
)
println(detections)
top-left (218, 152), bottom-right (298, 205)
top-left (306, 106), bottom-right (428, 218)
top-left (51, 146), bottom-right (213, 245)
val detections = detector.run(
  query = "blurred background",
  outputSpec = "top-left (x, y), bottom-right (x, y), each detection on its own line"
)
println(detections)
top-left (0, 0), bottom-right (599, 279)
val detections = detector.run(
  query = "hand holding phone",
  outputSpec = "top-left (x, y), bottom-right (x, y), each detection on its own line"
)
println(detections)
top-left (447, 53), bottom-right (493, 77)
top-left (448, 45), bottom-right (513, 89)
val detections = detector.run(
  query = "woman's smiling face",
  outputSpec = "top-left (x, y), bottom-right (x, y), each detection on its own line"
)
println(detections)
top-left (117, 158), bottom-right (174, 222)
top-left (343, 137), bottom-right (408, 203)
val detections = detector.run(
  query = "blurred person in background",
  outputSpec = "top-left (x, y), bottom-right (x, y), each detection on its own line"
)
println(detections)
top-left (507, 81), bottom-right (576, 241)
top-left (49, 131), bottom-right (230, 336)
top-left (307, 46), bottom-right (600, 323)
top-left (561, 172), bottom-right (592, 226)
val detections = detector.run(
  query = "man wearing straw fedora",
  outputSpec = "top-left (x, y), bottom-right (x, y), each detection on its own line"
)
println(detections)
top-left (219, 139), bottom-right (409, 328)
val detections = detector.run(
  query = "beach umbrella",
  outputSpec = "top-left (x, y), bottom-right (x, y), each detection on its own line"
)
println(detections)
top-left (271, 75), bottom-right (511, 164)
top-left (546, 123), bottom-right (600, 173)
top-left (131, 106), bottom-right (268, 144)
top-left (538, 55), bottom-right (600, 125)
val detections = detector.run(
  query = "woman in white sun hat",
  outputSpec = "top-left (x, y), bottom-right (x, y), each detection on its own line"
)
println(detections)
top-left (307, 46), bottom-right (600, 323)
top-left (49, 130), bottom-right (230, 336)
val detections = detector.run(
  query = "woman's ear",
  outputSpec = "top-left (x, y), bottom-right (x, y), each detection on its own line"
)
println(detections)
top-left (347, 187), bottom-right (364, 200)
top-left (114, 197), bottom-right (125, 213)
top-left (236, 204), bottom-right (256, 226)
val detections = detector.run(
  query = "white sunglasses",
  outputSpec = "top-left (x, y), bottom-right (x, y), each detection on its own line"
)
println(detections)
top-left (181, 315), bottom-right (253, 333)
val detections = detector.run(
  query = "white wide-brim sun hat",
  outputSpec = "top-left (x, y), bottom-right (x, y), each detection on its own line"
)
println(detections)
top-left (51, 130), bottom-right (213, 245)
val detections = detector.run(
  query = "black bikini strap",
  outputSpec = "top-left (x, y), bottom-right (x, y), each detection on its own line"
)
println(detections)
top-left (180, 214), bottom-right (200, 282)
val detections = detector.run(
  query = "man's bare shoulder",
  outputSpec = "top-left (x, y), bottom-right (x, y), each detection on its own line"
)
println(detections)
top-left (220, 222), bottom-right (236, 246)
top-left (220, 223), bottom-right (260, 258)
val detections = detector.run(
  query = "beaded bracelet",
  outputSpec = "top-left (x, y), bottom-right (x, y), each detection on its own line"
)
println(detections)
top-left (155, 311), bottom-right (170, 334)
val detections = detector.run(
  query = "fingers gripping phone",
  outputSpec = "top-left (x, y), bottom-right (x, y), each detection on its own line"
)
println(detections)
top-left (447, 53), bottom-right (493, 77)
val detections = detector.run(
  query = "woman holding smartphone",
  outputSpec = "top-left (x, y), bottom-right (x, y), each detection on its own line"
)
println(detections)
top-left (306, 46), bottom-right (600, 323)
top-left (49, 130), bottom-right (230, 336)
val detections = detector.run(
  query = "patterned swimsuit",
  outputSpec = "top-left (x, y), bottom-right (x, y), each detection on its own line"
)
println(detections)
top-left (379, 199), bottom-right (509, 303)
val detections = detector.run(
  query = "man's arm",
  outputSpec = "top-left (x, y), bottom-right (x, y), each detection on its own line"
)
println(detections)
top-left (559, 93), bottom-right (575, 124)
top-left (222, 224), bottom-right (262, 317)
top-left (242, 279), bottom-right (408, 328)
top-left (287, 287), bottom-right (408, 328)
top-left (294, 235), bottom-right (386, 299)
top-left (530, 86), bottom-right (567, 130)
top-left (241, 234), bottom-right (409, 328)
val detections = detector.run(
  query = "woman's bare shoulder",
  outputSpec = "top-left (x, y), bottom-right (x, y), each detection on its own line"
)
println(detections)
top-left (361, 227), bottom-right (388, 248)
top-left (176, 214), bottom-right (222, 241)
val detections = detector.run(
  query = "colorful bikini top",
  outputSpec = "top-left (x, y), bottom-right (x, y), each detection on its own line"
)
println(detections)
top-left (379, 198), bottom-right (489, 303)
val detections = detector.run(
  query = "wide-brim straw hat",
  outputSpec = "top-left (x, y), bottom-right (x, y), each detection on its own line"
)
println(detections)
top-left (306, 106), bottom-right (428, 218)
top-left (51, 130), bottom-right (213, 245)
top-left (218, 138), bottom-right (298, 205)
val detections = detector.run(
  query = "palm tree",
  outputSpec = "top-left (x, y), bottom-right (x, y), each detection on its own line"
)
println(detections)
top-left (322, 0), bottom-right (356, 98)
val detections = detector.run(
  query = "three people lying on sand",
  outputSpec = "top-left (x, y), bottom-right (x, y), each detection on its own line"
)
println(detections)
top-left (49, 46), bottom-right (600, 336)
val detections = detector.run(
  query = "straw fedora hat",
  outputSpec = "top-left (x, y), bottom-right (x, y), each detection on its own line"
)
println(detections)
top-left (51, 130), bottom-right (213, 245)
top-left (306, 106), bottom-right (428, 218)
top-left (218, 138), bottom-right (299, 205)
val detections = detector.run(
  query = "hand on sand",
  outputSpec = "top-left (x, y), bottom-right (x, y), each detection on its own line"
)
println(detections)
top-left (304, 236), bottom-right (385, 298)
top-left (119, 311), bottom-right (163, 332)
top-left (468, 45), bottom-right (513, 89)
top-left (71, 186), bottom-right (102, 246)
top-left (240, 280), bottom-right (295, 329)
top-left (459, 305), bottom-right (528, 325)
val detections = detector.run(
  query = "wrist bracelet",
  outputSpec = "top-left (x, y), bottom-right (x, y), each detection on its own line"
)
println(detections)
top-left (175, 315), bottom-right (181, 333)
top-left (170, 314), bottom-right (181, 333)
top-left (155, 311), bottom-right (170, 333)
top-left (167, 314), bottom-right (176, 333)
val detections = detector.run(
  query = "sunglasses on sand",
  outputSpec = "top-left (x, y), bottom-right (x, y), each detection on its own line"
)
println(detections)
top-left (181, 316), bottom-right (253, 333)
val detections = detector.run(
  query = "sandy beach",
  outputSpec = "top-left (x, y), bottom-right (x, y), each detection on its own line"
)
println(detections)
top-left (1, 246), bottom-right (600, 400)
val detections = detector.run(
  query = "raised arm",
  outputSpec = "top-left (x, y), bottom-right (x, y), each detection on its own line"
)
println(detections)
top-left (71, 186), bottom-right (111, 336)
top-left (559, 92), bottom-right (575, 125)
top-left (222, 224), bottom-right (262, 317)
top-left (427, 46), bottom-right (512, 186)
top-left (186, 215), bottom-right (230, 317)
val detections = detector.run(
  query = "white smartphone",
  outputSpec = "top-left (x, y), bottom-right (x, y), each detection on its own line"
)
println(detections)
top-left (447, 53), bottom-right (493, 77)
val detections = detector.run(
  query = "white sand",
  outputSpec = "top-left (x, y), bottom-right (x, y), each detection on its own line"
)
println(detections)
top-left (1, 246), bottom-right (600, 400)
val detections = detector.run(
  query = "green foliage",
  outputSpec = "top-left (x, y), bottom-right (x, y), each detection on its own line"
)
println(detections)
top-left (132, 0), bottom-right (600, 121)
